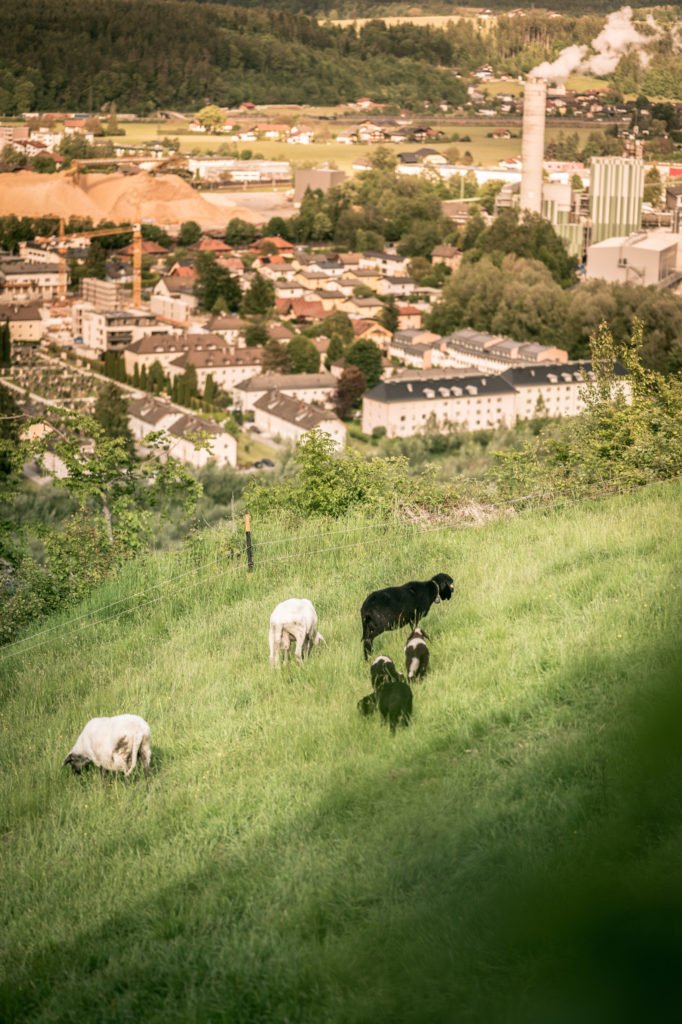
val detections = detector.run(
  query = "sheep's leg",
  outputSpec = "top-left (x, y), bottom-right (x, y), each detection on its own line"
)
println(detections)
top-left (269, 623), bottom-right (282, 668)
top-left (361, 615), bottom-right (376, 660)
top-left (139, 735), bottom-right (152, 776)
top-left (293, 627), bottom-right (306, 663)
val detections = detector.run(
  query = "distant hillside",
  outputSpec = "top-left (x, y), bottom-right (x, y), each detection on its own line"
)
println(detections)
top-left (1, 481), bottom-right (680, 1021)
top-left (192, 1), bottom-right (671, 17)
top-left (0, 0), bottom-right (467, 114)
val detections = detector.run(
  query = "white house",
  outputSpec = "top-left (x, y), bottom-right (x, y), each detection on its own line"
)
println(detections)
top-left (252, 390), bottom-right (346, 449)
top-left (127, 396), bottom-right (237, 468)
top-left (234, 372), bottom-right (338, 412)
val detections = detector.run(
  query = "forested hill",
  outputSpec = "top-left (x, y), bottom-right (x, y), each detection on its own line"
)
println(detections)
top-left (0, 0), bottom-right (469, 114)
top-left (189, 1), bottom-right (666, 15)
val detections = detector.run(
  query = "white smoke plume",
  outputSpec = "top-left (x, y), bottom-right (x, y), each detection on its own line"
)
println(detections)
top-left (529, 6), bottom-right (658, 81)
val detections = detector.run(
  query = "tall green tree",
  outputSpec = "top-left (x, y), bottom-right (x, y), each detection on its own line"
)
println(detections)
top-left (287, 335), bottom-right (320, 374)
top-left (196, 254), bottom-right (242, 313)
top-left (0, 321), bottom-right (11, 367)
top-left (173, 365), bottom-right (199, 407)
top-left (380, 296), bottom-right (399, 334)
top-left (346, 339), bottom-right (382, 390)
top-left (93, 382), bottom-right (134, 454)
top-left (334, 365), bottom-right (366, 420)
top-left (241, 272), bottom-right (275, 317)
top-left (262, 339), bottom-right (293, 374)
top-left (225, 218), bottom-right (258, 247)
top-left (148, 360), bottom-right (168, 395)
top-left (178, 221), bottom-right (202, 247)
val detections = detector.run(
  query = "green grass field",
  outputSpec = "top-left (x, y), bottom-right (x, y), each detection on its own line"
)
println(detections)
top-left (122, 121), bottom-right (596, 172)
top-left (1, 481), bottom-right (681, 1022)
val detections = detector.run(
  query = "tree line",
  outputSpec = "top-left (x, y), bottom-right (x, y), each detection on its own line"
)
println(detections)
top-left (1, 2), bottom-right (678, 114)
top-left (0, 0), bottom-right (466, 114)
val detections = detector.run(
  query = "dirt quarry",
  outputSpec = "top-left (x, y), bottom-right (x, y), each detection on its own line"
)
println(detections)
top-left (0, 170), bottom-right (264, 229)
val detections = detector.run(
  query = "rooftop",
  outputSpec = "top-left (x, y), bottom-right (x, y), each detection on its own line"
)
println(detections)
top-left (366, 374), bottom-right (518, 404)
top-left (253, 390), bottom-right (340, 430)
top-left (236, 372), bottom-right (336, 392)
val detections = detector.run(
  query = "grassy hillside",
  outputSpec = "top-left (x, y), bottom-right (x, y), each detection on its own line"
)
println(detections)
top-left (1, 482), bottom-right (681, 1022)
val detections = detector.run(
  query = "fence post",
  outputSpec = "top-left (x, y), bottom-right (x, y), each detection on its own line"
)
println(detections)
top-left (244, 512), bottom-right (254, 571)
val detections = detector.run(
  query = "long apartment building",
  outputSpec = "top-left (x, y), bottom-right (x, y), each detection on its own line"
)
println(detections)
top-left (435, 329), bottom-right (568, 374)
top-left (361, 362), bottom-right (629, 438)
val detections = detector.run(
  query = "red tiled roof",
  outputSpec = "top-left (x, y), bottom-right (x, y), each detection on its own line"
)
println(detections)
top-left (193, 237), bottom-right (232, 253)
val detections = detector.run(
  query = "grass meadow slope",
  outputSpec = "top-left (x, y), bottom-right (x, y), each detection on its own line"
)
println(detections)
top-left (1, 482), bottom-right (681, 1023)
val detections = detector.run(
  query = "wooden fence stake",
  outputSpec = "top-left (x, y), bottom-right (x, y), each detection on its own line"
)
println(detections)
top-left (245, 512), bottom-right (254, 571)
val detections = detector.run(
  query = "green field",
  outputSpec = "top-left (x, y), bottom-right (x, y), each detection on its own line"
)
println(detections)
top-left (122, 121), bottom-right (595, 171)
top-left (1, 480), bottom-right (681, 1022)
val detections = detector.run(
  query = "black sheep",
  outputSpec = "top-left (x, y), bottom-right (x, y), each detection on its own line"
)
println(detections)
top-left (369, 655), bottom-right (413, 735)
top-left (360, 573), bottom-right (453, 659)
top-left (376, 679), bottom-right (413, 735)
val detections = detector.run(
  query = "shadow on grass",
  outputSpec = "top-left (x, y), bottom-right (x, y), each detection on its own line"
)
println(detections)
top-left (3, 645), bottom-right (681, 1024)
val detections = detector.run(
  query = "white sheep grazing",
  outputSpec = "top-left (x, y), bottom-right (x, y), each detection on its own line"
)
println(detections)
top-left (269, 598), bottom-right (324, 667)
top-left (63, 714), bottom-right (151, 777)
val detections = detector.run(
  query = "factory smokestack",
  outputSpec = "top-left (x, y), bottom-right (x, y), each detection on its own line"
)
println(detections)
top-left (520, 76), bottom-right (546, 215)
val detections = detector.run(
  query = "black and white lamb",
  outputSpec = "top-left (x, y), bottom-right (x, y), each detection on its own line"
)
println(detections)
top-left (405, 627), bottom-right (430, 681)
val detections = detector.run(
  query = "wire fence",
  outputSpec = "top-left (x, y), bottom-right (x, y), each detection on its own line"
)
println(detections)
top-left (0, 516), bottom-right (463, 664)
top-left (0, 482), bottom-right (602, 666)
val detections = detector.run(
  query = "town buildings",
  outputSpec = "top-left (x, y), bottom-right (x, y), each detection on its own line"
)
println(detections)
top-left (127, 396), bottom-right (237, 468)
top-left (361, 362), bottom-right (629, 438)
top-left (252, 391), bottom-right (346, 450)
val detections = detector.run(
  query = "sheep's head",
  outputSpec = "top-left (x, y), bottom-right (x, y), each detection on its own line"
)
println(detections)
top-left (432, 573), bottom-right (454, 602)
top-left (63, 753), bottom-right (86, 775)
top-left (408, 627), bottom-right (429, 641)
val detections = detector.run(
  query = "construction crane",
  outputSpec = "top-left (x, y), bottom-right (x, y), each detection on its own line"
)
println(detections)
top-left (65, 154), bottom-right (183, 181)
top-left (36, 218), bottom-right (143, 306)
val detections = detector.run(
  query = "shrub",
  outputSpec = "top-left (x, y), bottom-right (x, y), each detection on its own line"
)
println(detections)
top-left (494, 321), bottom-right (682, 500)
top-left (245, 430), bottom-right (443, 519)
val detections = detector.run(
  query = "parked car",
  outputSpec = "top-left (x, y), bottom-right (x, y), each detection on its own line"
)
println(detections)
top-left (253, 458), bottom-right (275, 469)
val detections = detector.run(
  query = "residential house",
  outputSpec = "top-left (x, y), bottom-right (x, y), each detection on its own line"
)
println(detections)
top-left (287, 125), bottom-right (315, 145)
top-left (351, 319), bottom-right (392, 350)
top-left (360, 362), bottom-right (625, 439)
top-left (165, 346), bottom-right (266, 394)
top-left (150, 276), bottom-right (198, 326)
top-left (205, 314), bottom-right (248, 345)
top-left (0, 259), bottom-right (67, 303)
top-left (0, 302), bottom-right (44, 342)
top-left (80, 309), bottom-right (163, 354)
top-left (123, 331), bottom-right (229, 376)
top-left (316, 287), bottom-right (346, 312)
top-left (234, 372), bottom-right (338, 413)
top-left (192, 236), bottom-right (232, 255)
top-left (127, 396), bottom-right (237, 468)
top-left (359, 251), bottom-right (410, 276)
top-left (340, 295), bottom-right (385, 319)
top-left (501, 362), bottom-right (630, 420)
top-left (253, 390), bottom-right (346, 449)
top-left (278, 298), bottom-right (326, 323)
top-left (267, 323), bottom-right (294, 344)
top-left (397, 305), bottom-right (422, 330)
top-left (431, 245), bottom-right (462, 272)
top-left (377, 276), bottom-right (417, 298)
